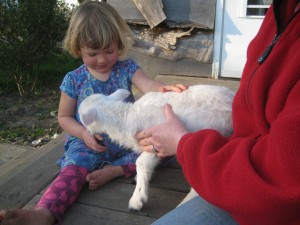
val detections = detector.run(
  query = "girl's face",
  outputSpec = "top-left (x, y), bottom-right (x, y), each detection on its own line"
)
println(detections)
top-left (79, 42), bottom-right (119, 78)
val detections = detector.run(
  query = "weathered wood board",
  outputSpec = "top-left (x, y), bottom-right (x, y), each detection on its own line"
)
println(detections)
top-left (22, 164), bottom-right (190, 225)
top-left (62, 203), bottom-right (155, 225)
top-left (132, 0), bottom-right (166, 28)
top-left (132, 27), bottom-right (213, 63)
top-left (163, 0), bottom-right (216, 29)
top-left (108, 0), bottom-right (216, 29)
top-left (107, 0), bottom-right (146, 25)
top-left (128, 51), bottom-right (212, 78)
top-left (107, 0), bottom-right (215, 75)
top-left (76, 181), bottom-right (187, 218)
top-left (0, 134), bottom-right (64, 208)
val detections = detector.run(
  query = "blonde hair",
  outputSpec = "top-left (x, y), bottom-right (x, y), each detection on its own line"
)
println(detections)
top-left (63, 1), bottom-right (134, 58)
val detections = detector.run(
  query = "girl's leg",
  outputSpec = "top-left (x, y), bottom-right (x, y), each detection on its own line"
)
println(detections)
top-left (36, 165), bottom-right (89, 223)
top-left (0, 165), bottom-right (89, 225)
top-left (86, 165), bottom-right (125, 190)
top-left (0, 208), bottom-right (53, 225)
top-left (122, 164), bottom-right (136, 178)
top-left (86, 149), bottom-right (137, 190)
top-left (152, 195), bottom-right (239, 225)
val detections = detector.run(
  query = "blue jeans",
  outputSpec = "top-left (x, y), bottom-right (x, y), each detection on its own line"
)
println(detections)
top-left (152, 195), bottom-right (239, 225)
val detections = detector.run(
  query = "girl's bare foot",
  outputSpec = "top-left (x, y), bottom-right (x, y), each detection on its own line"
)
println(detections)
top-left (86, 165), bottom-right (124, 190)
top-left (0, 207), bottom-right (54, 225)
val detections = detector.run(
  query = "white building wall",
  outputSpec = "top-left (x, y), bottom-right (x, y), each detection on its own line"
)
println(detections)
top-left (213, 0), bottom-right (266, 78)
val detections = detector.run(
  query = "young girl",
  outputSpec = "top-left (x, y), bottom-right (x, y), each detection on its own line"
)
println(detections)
top-left (0, 1), bottom-right (186, 225)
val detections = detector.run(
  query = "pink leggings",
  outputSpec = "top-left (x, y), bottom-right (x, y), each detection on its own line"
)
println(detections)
top-left (36, 165), bottom-right (89, 223)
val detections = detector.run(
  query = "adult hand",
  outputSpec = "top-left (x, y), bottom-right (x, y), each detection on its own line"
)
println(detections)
top-left (82, 129), bottom-right (107, 152)
top-left (135, 104), bottom-right (188, 157)
top-left (159, 84), bottom-right (188, 93)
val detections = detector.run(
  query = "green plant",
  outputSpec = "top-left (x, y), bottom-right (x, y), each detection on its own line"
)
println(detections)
top-left (37, 51), bottom-right (82, 89)
top-left (0, 0), bottom-right (72, 96)
top-left (0, 126), bottom-right (50, 142)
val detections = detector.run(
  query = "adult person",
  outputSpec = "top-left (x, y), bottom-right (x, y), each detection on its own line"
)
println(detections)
top-left (136, 0), bottom-right (300, 224)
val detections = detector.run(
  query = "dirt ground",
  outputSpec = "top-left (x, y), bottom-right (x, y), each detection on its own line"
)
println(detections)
top-left (0, 89), bottom-right (63, 166)
top-left (0, 89), bottom-right (63, 146)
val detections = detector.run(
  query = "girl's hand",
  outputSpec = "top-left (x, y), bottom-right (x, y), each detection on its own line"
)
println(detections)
top-left (159, 84), bottom-right (188, 93)
top-left (82, 129), bottom-right (107, 152)
top-left (135, 104), bottom-right (188, 157)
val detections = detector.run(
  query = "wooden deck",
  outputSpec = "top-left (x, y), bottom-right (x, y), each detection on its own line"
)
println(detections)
top-left (0, 75), bottom-right (240, 224)
top-left (0, 133), bottom-right (190, 224)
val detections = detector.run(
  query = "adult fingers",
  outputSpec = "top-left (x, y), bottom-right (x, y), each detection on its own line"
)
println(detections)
top-left (137, 136), bottom-right (153, 148)
top-left (163, 104), bottom-right (177, 121)
top-left (135, 128), bottom-right (152, 141)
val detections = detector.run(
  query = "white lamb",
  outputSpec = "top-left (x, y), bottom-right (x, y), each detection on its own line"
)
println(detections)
top-left (78, 84), bottom-right (234, 212)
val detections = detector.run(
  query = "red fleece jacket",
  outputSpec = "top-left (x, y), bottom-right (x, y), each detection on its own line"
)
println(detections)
top-left (177, 1), bottom-right (300, 224)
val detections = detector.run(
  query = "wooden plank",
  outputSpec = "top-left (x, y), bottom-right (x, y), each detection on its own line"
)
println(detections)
top-left (0, 133), bottom-right (65, 208)
top-left (142, 186), bottom-right (186, 218)
top-left (149, 167), bottom-right (190, 193)
top-left (0, 145), bottom-right (36, 177)
top-left (107, 0), bottom-right (146, 24)
top-left (62, 203), bottom-right (155, 225)
top-left (24, 165), bottom-right (190, 207)
top-left (155, 74), bottom-right (240, 92)
top-left (108, 0), bottom-right (215, 29)
top-left (76, 181), bottom-right (186, 218)
top-left (132, 0), bottom-right (166, 28)
top-left (22, 195), bottom-right (42, 209)
top-left (132, 27), bottom-right (213, 63)
top-left (128, 51), bottom-right (212, 78)
top-left (24, 194), bottom-right (156, 224)
top-left (163, 0), bottom-right (216, 29)
top-left (24, 186), bottom-right (186, 224)
top-left (23, 168), bottom-right (189, 222)
top-left (116, 159), bottom-right (190, 193)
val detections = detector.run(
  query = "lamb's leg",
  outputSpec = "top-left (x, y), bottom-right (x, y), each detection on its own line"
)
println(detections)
top-left (128, 152), bottom-right (160, 211)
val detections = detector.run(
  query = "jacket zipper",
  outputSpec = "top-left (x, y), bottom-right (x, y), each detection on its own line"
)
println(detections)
top-left (246, 1), bottom-right (299, 111)
top-left (257, 33), bottom-right (281, 64)
top-left (257, 1), bottom-right (299, 64)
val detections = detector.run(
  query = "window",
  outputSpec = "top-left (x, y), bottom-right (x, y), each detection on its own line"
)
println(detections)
top-left (239, 0), bottom-right (271, 18)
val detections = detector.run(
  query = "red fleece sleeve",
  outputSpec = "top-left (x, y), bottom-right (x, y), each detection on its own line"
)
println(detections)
top-left (176, 84), bottom-right (300, 224)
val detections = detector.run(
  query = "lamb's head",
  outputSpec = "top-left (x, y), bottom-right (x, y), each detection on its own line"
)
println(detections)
top-left (78, 89), bottom-right (130, 134)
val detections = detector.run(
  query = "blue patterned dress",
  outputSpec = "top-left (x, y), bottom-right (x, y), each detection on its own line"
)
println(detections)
top-left (57, 59), bottom-right (140, 177)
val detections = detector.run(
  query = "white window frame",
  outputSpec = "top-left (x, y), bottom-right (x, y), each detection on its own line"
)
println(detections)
top-left (239, 0), bottom-right (271, 18)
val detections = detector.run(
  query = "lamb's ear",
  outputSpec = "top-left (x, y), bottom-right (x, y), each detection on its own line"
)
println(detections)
top-left (108, 89), bottom-right (130, 101)
top-left (80, 108), bottom-right (97, 126)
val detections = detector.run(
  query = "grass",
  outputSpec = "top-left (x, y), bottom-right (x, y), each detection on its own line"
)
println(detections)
top-left (0, 51), bottom-right (82, 95)
top-left (0, 127), bottom-right (44, 141)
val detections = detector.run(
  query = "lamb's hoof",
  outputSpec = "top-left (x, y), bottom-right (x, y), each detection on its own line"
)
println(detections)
top-left (128, 207), bottom-right (141, 212)
top-left (128, 198), bottom-right (143, 212)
